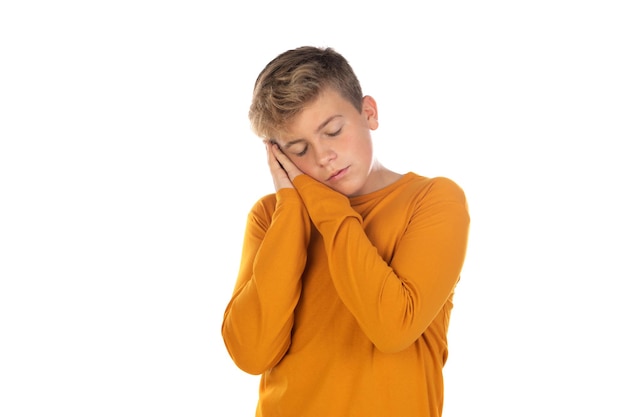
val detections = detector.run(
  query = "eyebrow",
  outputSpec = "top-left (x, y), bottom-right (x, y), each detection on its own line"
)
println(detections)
top-left (283, 115), bottom-right (342, 149)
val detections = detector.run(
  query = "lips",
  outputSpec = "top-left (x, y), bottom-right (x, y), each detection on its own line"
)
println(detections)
top-left (327, 167), bottom-right (348, 181)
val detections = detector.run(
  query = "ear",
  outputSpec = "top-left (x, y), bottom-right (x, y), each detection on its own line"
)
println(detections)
top-left (362, 95), bottom-right (379, 130)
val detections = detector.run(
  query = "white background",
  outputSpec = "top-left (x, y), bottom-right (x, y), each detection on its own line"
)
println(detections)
top-left (1, 1), bottom-right (625, 416)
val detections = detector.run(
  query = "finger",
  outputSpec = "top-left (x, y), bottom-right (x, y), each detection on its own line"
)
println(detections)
top-left (265, 142), bottom-right (279, 166)
top-left (270, 143), bottom-right (291, 166)
top-left (270, 144), bottom-right (303, 180)
top-left (266, 143), bottom-right (290, 183)
top-left (271, 144), bottom-right (296, 173)
top-left (265, 143), bottom-right (294, 190)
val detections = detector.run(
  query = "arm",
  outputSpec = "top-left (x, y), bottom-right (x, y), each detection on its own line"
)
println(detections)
top-left (293, 175), bottom-right (470, 353)
top-left (221, 150), bottom-right (311, 375)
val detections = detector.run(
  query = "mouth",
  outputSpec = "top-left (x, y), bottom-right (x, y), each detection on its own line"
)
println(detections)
top-left (327, 167), bottom-right (348, 181)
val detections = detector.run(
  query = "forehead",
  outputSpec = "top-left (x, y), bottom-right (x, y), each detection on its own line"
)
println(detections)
top-left (278, 89), bottom-right (354, 139)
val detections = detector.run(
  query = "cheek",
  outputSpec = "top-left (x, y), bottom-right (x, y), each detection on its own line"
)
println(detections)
top-left (293, 157), bottom-right (327, 180)
top-left (293, 158), bottom-right (315, 175)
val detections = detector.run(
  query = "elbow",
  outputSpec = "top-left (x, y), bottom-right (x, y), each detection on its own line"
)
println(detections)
top-left (222, 337), bottom-right (277, 375)
top-left (222, 327), bottom-right (290, 375)
top-left (365, 314), bottom-right (427, 353)
top-left (222, 333), bottom-right (274, 375)
top-left (370, 333), bottom-right (418, 353)
top-left (230, 351), bottom-right (272, 376)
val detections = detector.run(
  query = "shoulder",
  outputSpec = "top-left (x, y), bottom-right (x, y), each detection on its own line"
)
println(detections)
top-left (404, 173), bottom-right (465, 196)
top-left (429, 176), bottom-right (467, 202)
top-left (247, 193), bottom-right (276, 225)
top-left (402, 173), bottom-right (468, 210)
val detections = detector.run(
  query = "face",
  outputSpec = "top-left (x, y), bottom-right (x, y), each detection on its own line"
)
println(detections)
top-left (274, 88), bottom-right (382, 197)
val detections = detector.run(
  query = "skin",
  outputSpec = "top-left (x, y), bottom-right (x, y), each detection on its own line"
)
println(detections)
top-left (266, 88), bottom-right (402, 197)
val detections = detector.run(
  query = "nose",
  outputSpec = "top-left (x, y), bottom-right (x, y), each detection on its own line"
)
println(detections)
top-left (314, 144), bottom-right (336, 167)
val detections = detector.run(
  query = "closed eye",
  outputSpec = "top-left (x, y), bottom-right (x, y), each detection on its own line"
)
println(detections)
top-left (295, 145), bottom-right (308, 157)
top-left (327, 128), bottom-right (342, 137)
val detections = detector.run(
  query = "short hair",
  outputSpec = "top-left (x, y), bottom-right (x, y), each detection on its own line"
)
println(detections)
top-left (249, 46), bottom-right (363, 140)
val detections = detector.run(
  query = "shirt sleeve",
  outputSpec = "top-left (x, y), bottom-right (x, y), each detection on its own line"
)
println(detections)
top-left (221, 188), bottom-right (311, 374)
top-left (293, 174), bottom-right (470, 353)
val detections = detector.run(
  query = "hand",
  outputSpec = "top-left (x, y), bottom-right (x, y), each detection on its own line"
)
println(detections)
top-left (265, 142), bottom-right (303, 191)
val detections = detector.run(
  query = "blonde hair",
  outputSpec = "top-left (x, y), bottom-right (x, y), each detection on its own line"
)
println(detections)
top-left (249, 46), bottom-right (363, 140)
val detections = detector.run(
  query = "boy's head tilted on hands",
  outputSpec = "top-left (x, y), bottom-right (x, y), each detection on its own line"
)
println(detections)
top-left (250, 46), bottom-right (399, 197)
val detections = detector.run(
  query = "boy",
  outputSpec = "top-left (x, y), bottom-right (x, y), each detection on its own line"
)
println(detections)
top-left (221, 46), bottom-right (470, 417)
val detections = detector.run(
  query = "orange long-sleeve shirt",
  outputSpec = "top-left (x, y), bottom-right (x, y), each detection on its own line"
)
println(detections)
top-left (222, 172), bottom-right (470, 417)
